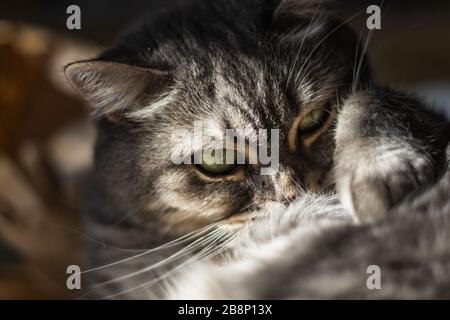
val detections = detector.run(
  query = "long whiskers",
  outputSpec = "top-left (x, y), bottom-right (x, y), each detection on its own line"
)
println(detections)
top-left (295, 9), bottom-right (365, 88)
top-left (80, 223), bottom-right (218, 275)
top-left (87, 227), bottom-right (226, 288)
top-left (286, 2), bottom-right (323, 88)
top-left (352, 30), bottom-right (373, 92)
top-left (97, 229), bottom-right (234, 299)
top-left (352, 0), bottom-right (385, 92)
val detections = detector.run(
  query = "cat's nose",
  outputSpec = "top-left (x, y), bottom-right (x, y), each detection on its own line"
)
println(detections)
top-left (271, 166), bottom-right (302, 204)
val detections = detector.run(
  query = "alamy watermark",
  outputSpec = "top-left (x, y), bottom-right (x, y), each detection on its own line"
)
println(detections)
top-left (66, 265), bottom-right (81, 290)
top-left (367, 5), bottom-right (381, 30)
top-left (366, 265), bottom-right (382, 290)
top-left (170, 121), bottom-right (280, 175)
top-left (66, 5), bottom-right (81, 30)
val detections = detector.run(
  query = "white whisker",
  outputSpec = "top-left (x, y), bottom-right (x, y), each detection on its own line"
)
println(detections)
top-left (286, 2), bottom-right (323, 88)
top-left (99, 233), bottom-right (234, 299)
top-left (296, 10), bottom-right (364, 87)
top-left (86, 228), bottom-right (229, 291)
top-left (81, 223), bottom-right (218, 275)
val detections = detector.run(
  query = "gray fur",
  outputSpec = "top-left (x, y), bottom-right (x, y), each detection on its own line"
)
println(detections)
top-left (64, 0), bottom-right (450, 299)
top-left (170, 91), bottom-right (450, 299)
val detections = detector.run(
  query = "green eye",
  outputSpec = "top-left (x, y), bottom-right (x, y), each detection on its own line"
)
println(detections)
top-left (298, 108), bottom-right (329, 133)
top-left (197, 149), bottom-right (237, 175)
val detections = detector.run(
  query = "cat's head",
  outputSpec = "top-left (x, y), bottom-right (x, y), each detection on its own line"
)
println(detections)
top-left (65, 0), bottom-right (371, 235)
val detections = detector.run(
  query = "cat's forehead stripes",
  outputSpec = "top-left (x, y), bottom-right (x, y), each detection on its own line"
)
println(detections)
top-left (170, 118), bottom-right (263, 157)
top-left (207, 62), bottom-right (292, 132)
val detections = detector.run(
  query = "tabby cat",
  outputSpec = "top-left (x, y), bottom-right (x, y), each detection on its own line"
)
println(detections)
top-left (65, 0), bottom-right (450, 299)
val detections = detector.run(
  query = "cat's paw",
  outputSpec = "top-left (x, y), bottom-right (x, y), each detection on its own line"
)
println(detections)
top-left (337, 147), bottom-right (435, 223)
top-left (334, 89), bottom-right (444, 223)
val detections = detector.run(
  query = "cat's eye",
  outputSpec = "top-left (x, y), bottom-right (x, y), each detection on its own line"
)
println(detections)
top-left (298, 108), bottom-right (329, 134)
top-left (197, 149), bottom-right (237, 175)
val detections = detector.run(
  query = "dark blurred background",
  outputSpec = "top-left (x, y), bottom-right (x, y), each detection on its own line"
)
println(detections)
top-left (0, 0), bottom-right (449, 299)
top-left (2, 0), bottom-right (450, 84)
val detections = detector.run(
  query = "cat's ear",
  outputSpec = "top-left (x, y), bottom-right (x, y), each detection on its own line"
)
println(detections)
top-left (64, 60), bottom-right (173, 122)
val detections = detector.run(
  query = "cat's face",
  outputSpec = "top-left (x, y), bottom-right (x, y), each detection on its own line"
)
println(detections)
top-left (66, 0), bottom-right (369, 235)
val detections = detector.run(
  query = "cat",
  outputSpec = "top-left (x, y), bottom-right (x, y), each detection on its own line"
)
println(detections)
top-left (170, 88), bottom-right (450, 299)
top-left (64, 0), bottom-right (449, 299)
